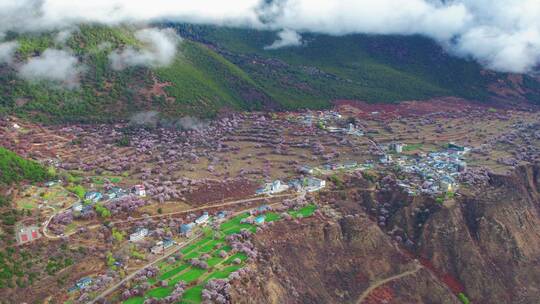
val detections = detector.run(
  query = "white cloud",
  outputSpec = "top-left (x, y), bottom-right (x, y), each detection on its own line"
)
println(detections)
top-left (0, 0), bottom-right (540, 73)
top-left (264, 29), bottom-right (302, 50)
top-left (18, 49), bottom-right (84, 88)
top-left (0, 41), bottom-right (18, 64)
top-left (109, 28), bottom-right (181, 70)
top-left (54, 28), bottom-right (76, 44)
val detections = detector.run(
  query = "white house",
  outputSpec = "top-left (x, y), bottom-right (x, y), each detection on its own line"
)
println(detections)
top-left (72, 203), bottom-right (83, 212)
top-left (380, 154), bottom-right (393, 164)
top-left (133, 185), bottom-right (146, 197)
top-left (195, 212), bottom-right (209, 225)
top-left (151, 239), bottom-right (174, 254)
top-left (299, 165), bottom-right (314, 175)
top-left (305, 177), bottom-right (326, 192)
top-left (256, 180), bottom-right (290, 195)
top-left (390, 143), bottom-right (404, 153)
top-left (271, 180), bottom-right (289, 194)
top-left (129, 228), bottom-right (149, 242)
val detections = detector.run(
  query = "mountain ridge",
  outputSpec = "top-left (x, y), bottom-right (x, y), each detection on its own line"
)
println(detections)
top-left (1, 24), bottom-right (539, 123)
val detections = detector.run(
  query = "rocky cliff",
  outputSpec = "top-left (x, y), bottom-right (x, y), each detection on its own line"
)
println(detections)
top-left (231, 215), bottom-right (459, 303)
top-left (232, 164), bottom-right (540, 303)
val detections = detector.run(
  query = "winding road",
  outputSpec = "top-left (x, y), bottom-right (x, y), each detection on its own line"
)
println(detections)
top-left (41, 192), bottom-right (80, 239)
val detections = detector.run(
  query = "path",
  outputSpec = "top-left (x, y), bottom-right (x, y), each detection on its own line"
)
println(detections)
top-left (41, 192), bottom-right (80, 239)
top-left (355, 262), bottom-right (423, 304)
top-left (106, 193), bottom-right (296, 225)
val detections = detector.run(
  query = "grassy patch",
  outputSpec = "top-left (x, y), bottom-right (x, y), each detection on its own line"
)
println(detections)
top-left (181, 285), bottom-right (203, 304)
top-left (159, 264), bottom-right (190, 281)
top-left (146, 287), bottom-right (172, 299)
top-left (289, 204), bottom-right (317, 218)
top-left (403, 143), bottom-right (423, 152)
top-left (265, 212), bottom-right (281, 222)
top-left (219, 213), bottom-right (250, 231)
top-left (224, 252), bottom-right (248, 264)
top-left (175, 267), bottom-right (206, 284)
top-left (123, 296), bottom-right (144, 304)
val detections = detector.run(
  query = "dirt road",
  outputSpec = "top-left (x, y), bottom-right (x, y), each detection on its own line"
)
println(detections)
top-left (356, 262), bottom-right (423, 304)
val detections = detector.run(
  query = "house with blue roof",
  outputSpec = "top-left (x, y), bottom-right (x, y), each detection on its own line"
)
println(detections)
top-left (75, 277), bottom-right (92, 290)
top-left (84, 191), bottom-right (103, 203)
top-left (180, 223), bottom-right (195, 236)
top-left (255, 215), bottom-right (266, 225)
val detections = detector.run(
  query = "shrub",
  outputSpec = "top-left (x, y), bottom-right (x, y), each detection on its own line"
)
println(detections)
top-left (458, 293), bottom-right (470, 304)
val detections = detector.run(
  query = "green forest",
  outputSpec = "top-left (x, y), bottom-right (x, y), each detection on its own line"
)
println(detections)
top-left (0, 147), bottom-right (52, 185)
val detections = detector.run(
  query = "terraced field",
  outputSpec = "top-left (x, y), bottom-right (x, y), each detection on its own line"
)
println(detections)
top-left (123, 204), bottom-right (317, 304)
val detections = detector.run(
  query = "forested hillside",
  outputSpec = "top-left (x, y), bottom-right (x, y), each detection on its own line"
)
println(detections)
top-left (0, 24), bottom-right (539, 124)
top-left (0, 147), bottom-right (51, 185)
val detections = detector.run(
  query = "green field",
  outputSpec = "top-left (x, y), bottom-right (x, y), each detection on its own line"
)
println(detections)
top-left (403, 143), bottom-right (424, 152)
top-left (124, 206), bottom-right (317, 304)
top-left (289, 204), bottom-right (317, 218)
top-left (123, 297), bottom-right (144, 304)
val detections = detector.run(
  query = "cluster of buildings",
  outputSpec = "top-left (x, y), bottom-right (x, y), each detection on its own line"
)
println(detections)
top-left (256, 180), bottom-right (290, 195)
top-left (289, 177), bottom-right (327, 193)
top-left (128, 227), bottom-right (175, 255)
top-left (151, 239), bottom-right (174, 254)
top-left (256, 177), bottom-right (327, 195)
top-left (302, 160), bottom-right (373, 175)
top-left (326, 123), bottom-right (364, 137)
top-left (68, 277), bottom-right (93, 293)
top-left (129, 227), bottom-right (149, 242)
top-left (295, 111), bottom-right (343, 126)
top-left (257, 158), bottom-right (377, 196)
top-left (72, 184), bottom-right (146, 213)
top-left (381, 142), bottom-right (469, 195)
top-left (294, 110), bottom-right (364, 136)
top-left (180, 211), bottom-right (213, 236)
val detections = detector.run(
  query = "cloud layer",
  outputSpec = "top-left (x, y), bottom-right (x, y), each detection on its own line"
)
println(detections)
top-left (109, 28), bottom-right (181, 70)
top-left (264, 29), bottom-right (302, 50)
top-left (0, 0), bottom-right (539, 73)
top-left (0, 41), bottom-right (18, 64)
top-left (18, 49), bottom-right (83, 88)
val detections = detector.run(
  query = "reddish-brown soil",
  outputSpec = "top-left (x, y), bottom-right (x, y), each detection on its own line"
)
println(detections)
top-left (139, 75), bottom-right (174, 102)
top-left (363, 285), bottom-right (394, 304)
top-left (418, 256), bottom-right (464, 294)
top-left (184, 179), bottom-right (258, 205)
top-left (333, 97), bottom-right (525, 121)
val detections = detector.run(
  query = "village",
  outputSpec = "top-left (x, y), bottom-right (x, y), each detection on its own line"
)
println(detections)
top-left (2, 99), bottom-right (540, 303)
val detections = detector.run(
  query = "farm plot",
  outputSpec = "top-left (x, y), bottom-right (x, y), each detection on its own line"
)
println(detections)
top-left (16, 185), bottom-right (76, 211)
top-left (123, 205), bottom-right (317, 304)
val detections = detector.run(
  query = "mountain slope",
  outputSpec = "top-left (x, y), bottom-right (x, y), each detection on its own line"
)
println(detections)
top-left (0, 147), bottom-right (51, 185)
top-left (1, 24), bottom-right (539, 123)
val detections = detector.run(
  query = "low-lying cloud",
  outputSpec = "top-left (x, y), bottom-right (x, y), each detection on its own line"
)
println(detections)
top-left (109, 28), bottom-right (181, 70)
top-left (264, 29), bottom-right (302, 50)
top-left (18, 49), bottom-right (84, 88)
top-left (0, 41), bottom-right (18, 64)
top-left (0, 0), bottom-right (539, 73)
